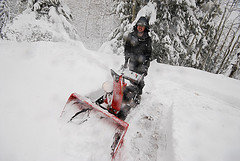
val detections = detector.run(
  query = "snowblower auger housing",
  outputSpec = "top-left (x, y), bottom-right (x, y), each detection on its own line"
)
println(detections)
top-left (60, 69), bottom-right (144, 159)
top-left (61, 93), bottom-right (129, 159)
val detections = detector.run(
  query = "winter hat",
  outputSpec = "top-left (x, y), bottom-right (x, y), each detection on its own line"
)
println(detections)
top-left (134, 16), bottom-right (150, 32)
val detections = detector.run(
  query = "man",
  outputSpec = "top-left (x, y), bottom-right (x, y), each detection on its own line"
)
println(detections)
top-left (123, 16), bottom-right (152, 104)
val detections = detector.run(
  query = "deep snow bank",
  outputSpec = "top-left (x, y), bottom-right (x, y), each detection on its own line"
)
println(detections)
top-left (0, 41), bottom-right (240, 161)
top-left (0, 40), bottom-right (121, 161)
top-left (144, 62), bottom-right (240, 161)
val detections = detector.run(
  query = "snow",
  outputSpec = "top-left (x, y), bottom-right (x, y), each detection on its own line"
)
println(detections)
top-left (3, 10), bottom-right (78, 42)
top-left (146, 63), bottom-right (240, 161)
top-left (1, 40), bottom-right (240, 161)
top-left (133, 2), bottom-right (157, 25)
top-left (1, 1), bottom-right (240, 160)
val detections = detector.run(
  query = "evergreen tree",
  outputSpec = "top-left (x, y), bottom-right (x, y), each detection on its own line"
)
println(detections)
top-left (212, 0), bottom-right (240, 77)
top-left (0, 0), bottom-right (10, 38)
top-left (107, 0), bottom-right (237, 80)
top-left (99, 0), bottom-right (133, 54)
top-left (100, 0), bottom-right (152, 55)
top-left (151, 0), bottom-right (221, 67)
top-left (2, 0), bottom-right (78, 42)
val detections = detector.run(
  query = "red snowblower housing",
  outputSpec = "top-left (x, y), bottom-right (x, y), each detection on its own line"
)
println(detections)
top-left (60, 69), bottom-right (144, 160)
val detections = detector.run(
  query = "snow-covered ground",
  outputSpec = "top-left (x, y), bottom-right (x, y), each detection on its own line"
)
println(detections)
top-left (0, 40), bottom-right (240, 161)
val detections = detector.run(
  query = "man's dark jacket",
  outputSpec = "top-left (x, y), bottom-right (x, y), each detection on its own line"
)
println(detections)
top-left (124, 18), bottom-right (152, 75)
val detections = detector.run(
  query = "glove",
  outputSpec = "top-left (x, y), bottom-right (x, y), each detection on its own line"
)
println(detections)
top-left (143, 60), bottom-right (150, 67)
top-left (124, 57), bottom-right (129, 68)
top-left (144, 71), bottom-right (148, 76)
top-left (123, 62), bottom-right (128, 68)
top-left (143, 61), bottom-right (150, 76)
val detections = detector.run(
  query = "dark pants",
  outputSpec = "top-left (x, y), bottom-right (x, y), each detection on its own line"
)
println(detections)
top-left (129, 61), bottom-right (146, 75)
top-left (129, 61), bottom-right (146, 94)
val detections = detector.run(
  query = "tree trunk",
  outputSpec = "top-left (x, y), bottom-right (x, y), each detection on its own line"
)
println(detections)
top-left (132, 0), bottom-right (136, 22)
top-left (212, 21), bottom-right (234, 67)
top-left (216, 33), bottom-right (239, 74)
top-left (201, 5), bottom-right (227, 71)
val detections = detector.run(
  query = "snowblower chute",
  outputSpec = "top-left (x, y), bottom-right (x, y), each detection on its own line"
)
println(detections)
top-left (60, 69), bottom-right (144, 159)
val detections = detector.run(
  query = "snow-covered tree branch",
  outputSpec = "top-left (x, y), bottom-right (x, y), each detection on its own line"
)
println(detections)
top-left (0, 0), bottom-right (10, 38)
top-left (2, 0), bottom-right (78, 42)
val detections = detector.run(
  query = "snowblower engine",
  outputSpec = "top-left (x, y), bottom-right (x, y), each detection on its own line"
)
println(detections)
top-left (96, 69), bottom-right (144, 115)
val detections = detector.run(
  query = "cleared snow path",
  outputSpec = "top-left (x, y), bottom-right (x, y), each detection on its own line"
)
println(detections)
top-left (117, 90), bottom-right (174, 161)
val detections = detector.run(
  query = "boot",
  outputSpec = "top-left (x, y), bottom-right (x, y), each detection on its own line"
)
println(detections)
top-left (134, 94), bottom-right (141, 104)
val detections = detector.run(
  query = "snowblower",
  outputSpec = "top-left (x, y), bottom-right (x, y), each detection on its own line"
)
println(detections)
top-left (60, 68), bottom-right (144, 159)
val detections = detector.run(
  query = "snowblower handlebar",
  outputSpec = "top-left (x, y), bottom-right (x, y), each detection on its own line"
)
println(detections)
top-left (111, 69), bottom-right (144, 84)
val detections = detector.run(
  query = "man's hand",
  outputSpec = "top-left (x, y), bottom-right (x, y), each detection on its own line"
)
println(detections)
top-left (123, 62), bottom-right (128, 68)
top-left (124, 57), bottom-right (129, 68)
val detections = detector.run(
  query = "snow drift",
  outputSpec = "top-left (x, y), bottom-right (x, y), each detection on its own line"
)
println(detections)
top-left (0, 40), bottom-right (240, 161)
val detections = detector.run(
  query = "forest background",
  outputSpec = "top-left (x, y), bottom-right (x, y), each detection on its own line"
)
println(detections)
top-left (1, 0), bottom-right (240, 79)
